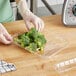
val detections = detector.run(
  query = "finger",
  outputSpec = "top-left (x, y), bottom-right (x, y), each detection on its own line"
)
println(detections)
top-left (40, 20), bottom-right (44, 31)
top-left (3, 30), bottom-right (13, 41)
top-left (32, 21), bottom-right (39, 31)
top-left (0, 23), bottom-right (8, 33)
top-left (38, 21), bottom-right (41, 32)
top-left (37, 19), bottom-right (44, 32)
top-left (0, 34), bottom-right (12, 44)
top-left (4, 34), bottom-right (13, 41)
top-left (25, 21), bottom-right (31, 31)
top-left (3, 30), bottom-right (12, 41)
top-left (0, 23), bottom-right (12, 41)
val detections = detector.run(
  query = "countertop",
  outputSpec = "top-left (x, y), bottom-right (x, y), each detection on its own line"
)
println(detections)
top-left (0, 15), bottom-right (76, 76)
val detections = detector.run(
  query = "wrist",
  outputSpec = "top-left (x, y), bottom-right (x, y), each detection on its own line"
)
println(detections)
top-left (18, 0), bottom-right (30, 17)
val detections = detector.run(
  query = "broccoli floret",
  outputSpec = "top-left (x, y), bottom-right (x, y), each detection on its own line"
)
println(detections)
top-left (18, 32), bottom-right (28, 39)
top-left (26, 43), bottom-right (37, 52)
top-left (14, 28), bottom-right (47, 53)
top-left (18, 34), bottom-right (25, 39)
top-left (14, 38), bottom-right (21, 44)
top-left (15, 35), bottom-right (30, 47)
top-left (27, 28), bottom-right (38, 40)
top-left (35, 34), bottom-right (46, 49)
top-left (20, 36), bottom-right (30, 47)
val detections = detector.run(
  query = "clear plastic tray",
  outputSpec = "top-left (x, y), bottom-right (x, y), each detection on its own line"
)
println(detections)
top-left (13, 33), bottom-right (68, 59)
top-left (55, 58), bottom-right (76, 74)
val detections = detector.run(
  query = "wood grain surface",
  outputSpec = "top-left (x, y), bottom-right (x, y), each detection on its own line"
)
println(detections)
top-left (0, 15), bottom-right (76, 76)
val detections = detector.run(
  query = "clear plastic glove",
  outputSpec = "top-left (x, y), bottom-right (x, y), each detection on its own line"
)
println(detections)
top-left (18, 0), bottom-right (44, 31)
top-left (0, 23), bottom-right (13, 44)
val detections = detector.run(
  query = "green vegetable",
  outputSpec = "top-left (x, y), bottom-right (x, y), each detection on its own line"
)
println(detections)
top-left (14, 28), bottom-right (47, 53)
top-left (26, 43), bottom-right (37, 52)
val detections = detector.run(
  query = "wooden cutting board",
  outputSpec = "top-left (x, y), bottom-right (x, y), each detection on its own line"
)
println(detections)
top-left (0, 15), bottom-right (76, 76)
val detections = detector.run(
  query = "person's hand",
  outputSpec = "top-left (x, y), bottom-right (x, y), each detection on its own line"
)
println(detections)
top-left (0, 23), bottom-right (13, 44)
top-left (23, 11), bottom-right (44, 32)
top-left (18, 0), bottom-right (44, 31)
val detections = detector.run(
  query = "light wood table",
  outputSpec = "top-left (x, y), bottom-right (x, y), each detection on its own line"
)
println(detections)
top-left (0, 15), bottom-right (76, 76)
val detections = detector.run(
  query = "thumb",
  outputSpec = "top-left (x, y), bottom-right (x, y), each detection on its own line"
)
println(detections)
top-left (0, 23), bottom-right (12, 41)
top-left (0, 33), bottom-right (12, 44)
top-left (4, 33), bottom-right (13, 41)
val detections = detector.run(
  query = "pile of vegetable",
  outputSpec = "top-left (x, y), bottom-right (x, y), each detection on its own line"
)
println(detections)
top-left (14, 28), bottom-right (46, 53)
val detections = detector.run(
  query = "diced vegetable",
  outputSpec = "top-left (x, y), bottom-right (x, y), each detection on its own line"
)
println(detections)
top-left (14, 28), bottom-right (47, 53)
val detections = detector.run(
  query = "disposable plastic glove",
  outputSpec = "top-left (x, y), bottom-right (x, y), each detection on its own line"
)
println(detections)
top-left (18, 0), bottom-right (44, 31)
top-left (0, 23), bottom-right (13, 44)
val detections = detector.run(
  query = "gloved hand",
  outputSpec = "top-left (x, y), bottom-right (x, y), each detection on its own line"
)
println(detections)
top-left (0, 23), bottom-right (13, 44)
top-left (18, 0), bottom-right (44, 31)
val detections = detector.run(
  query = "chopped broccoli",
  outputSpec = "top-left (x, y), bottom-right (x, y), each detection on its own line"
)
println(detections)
top-left (14, 28), bottom-right (47, 53)
top-left (26, 43), bottom-right (37, 52)
top-left (14, 36), bottom-right (30, 47)
top-left (27, 28), bottom-right (38, 39)
top-left (20, 36), bottom-right (30, 47)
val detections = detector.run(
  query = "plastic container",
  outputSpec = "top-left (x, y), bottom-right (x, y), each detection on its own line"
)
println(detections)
top-left (55, 58), bottom-right (76, 76)
top-left (13, 33), bottom-right (68, 59)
